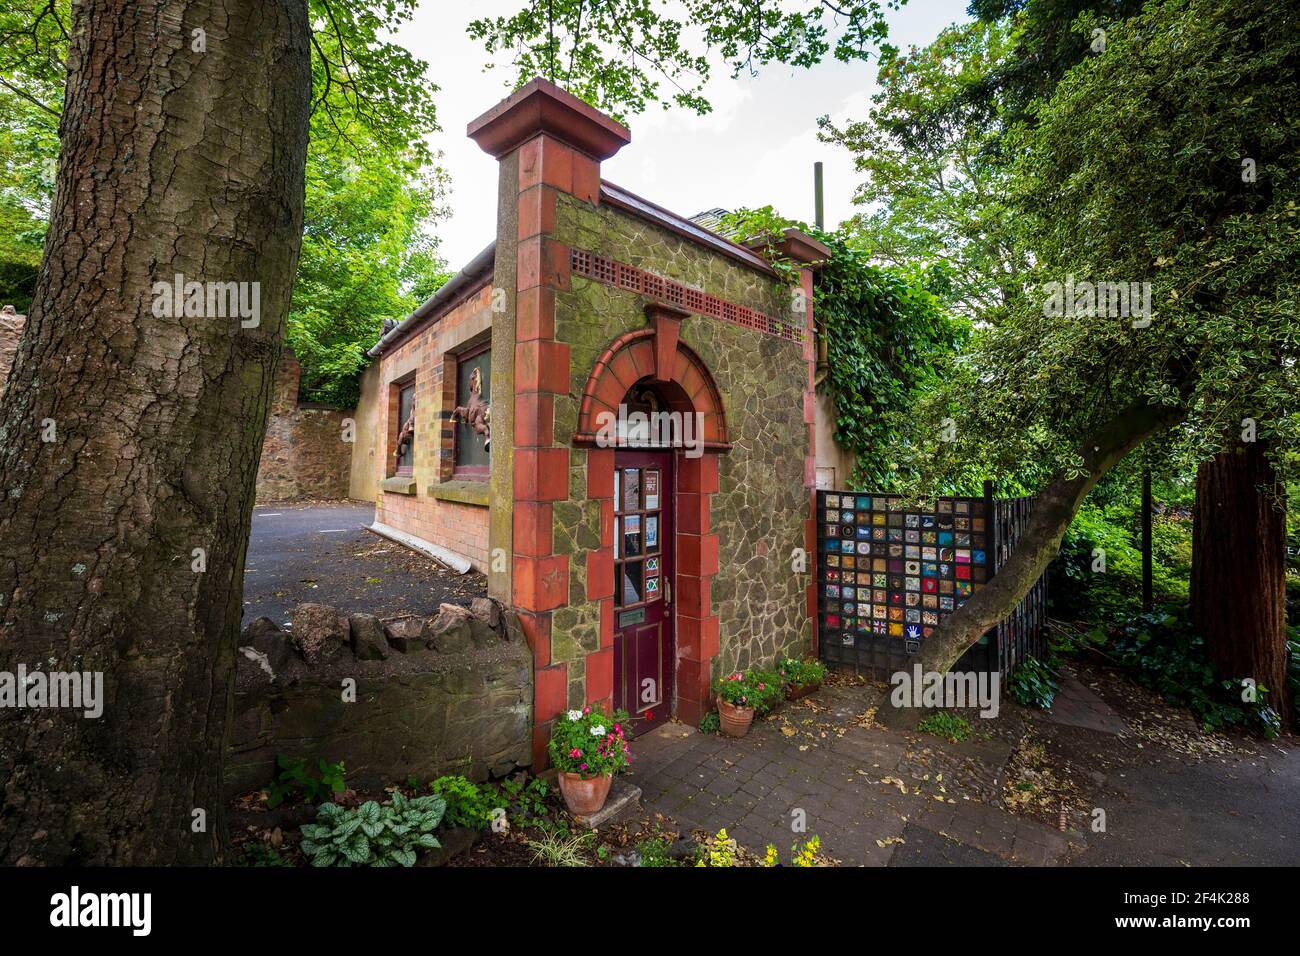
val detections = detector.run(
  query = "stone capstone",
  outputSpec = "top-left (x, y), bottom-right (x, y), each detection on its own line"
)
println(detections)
top-left (290, 603), bottom-right (346, 664)
top-left (349, 613), bottom-right (389, 661)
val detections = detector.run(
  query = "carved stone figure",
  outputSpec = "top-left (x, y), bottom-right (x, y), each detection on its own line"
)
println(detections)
top-left (396, 398), bottom-right (416, 461)
top-left (451, 366), bottom-right (491, 452)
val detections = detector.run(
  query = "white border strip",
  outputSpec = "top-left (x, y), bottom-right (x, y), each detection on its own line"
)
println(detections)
top-left (368, 521), bottom-right (474, 575)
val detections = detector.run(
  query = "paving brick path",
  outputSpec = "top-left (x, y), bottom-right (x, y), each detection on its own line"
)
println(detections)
top-left (628, 683), bottom-right (1069, 866)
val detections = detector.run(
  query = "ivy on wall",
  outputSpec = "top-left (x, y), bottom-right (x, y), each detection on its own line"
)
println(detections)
top-left (719, 207), bottom-right (968, 491)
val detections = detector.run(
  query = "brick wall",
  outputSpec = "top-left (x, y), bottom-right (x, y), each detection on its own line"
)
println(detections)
top-left (256, 350), bottom-right (355, 502)
top-left (370, 280), bottom-right (495, 571)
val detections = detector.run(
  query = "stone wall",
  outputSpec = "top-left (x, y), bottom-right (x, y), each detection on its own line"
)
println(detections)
top-left (549, 193), bottom-right (813, 683)
top-left (0, 305), bottom-right (25, 394)
top-left (226, 598), bottom-right (532, 798)
top-left (256, 350), bottom-right (355, 502)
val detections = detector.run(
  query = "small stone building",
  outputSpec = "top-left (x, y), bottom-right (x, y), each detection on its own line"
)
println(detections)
top-left (362, 80), bottom-right (827, 766)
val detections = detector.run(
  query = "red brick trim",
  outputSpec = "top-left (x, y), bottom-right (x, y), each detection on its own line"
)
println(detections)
top-left (573, 328), bottom-right (731, 449)
top-left (570, 248), bottom-right (806, 343)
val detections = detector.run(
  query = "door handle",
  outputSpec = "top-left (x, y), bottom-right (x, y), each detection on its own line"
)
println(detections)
top-left (664, 579), bottom-right (672, 605)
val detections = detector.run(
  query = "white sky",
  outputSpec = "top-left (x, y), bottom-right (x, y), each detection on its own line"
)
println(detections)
top-left (397, 0), bottom-right (972, 269)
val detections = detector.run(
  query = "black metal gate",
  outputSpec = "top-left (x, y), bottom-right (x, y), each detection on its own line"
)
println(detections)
top-left (815, 481), bottom-right (1046, 679)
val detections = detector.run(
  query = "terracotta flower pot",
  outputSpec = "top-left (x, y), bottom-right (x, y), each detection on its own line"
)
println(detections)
top-left (785, 680), bottom-right (820, 701)
top-left (557, 771), bottom-right (613, 816)
top-left (716, 696), bottom-right (755, 737)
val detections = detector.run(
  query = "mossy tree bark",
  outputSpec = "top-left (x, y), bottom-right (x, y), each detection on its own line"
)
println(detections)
top-left (1190, 444), bottom-right (1290, 727)
top-left (911, 399), bottom-right (1186, 683)
top-left (0, 0), bottom-right (310, 864)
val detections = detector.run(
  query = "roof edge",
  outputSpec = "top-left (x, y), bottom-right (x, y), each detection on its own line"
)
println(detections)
top-left (368, 243), bottom-right (496, 358)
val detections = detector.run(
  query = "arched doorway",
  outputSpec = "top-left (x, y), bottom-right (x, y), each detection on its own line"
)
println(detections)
top-left (575, 309), bottom-right (729, 729)
top-left (611, 385), bottom-right (676, 731)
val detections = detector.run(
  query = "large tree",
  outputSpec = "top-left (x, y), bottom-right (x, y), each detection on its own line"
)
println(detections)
top-left (1191, 444), bottom-right (1291, 725)
top-left (905, 0), bottom-right (1299, 674)
top-left (0, 0), bottom-right (310, 865)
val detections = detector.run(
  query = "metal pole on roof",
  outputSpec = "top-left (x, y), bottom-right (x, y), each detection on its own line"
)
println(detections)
top-left (814, 162), bottom-right (825, 230)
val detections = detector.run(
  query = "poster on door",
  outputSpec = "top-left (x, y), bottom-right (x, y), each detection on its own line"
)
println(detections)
top-left (644, 470), bottom-right (660, 510)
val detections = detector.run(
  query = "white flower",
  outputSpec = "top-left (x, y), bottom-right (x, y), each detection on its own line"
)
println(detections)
top-left (567, 709), bottom-right (583, 721)
top-left (590, 725), bottom-right (606, 737)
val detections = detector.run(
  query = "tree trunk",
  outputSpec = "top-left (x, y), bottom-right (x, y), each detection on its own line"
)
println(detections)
top-left (0, 0), bottom-right (309, 865)
top-left (1190, 444), bottom-right (1290, 726)
top-left (912, 399), bottom-right (1186, 680)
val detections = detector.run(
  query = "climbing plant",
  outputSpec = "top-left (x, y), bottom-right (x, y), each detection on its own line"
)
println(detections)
top-left (720, 207), bottom-right (967, 492)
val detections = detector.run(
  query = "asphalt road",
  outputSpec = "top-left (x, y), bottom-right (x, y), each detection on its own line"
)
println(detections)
top-left (243, 501), bottom-right (484, 628)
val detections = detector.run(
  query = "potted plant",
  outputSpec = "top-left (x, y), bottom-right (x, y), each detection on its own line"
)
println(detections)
top-left (779, 657), bottom-right (827, 701)
top-left (715, 670), bottom-right (773, 737)
top-left (548, 706), bottom-right (632, 816)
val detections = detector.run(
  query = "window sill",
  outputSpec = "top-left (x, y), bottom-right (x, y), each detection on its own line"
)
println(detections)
top-left (380, 476), bottom-right (418, 495)
top-left (427, 480), bottom-right (490, 507)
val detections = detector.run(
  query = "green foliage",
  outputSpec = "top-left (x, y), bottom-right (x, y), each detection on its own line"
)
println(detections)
top-left (0, 0), bottom-right (447, 407)
top-left (634, 830), bottom-right (684, 867)
top-left (714, 668), bottom-right (782, 714)
top-left (265, 756), bottom-right (347, 809)
top-left (1110, 605), bottom-right (1282, 738)
top-left (299, 792), bottom-right (445, 867)
top-left (232, 842), bottom-right (293, 867)
top-left (778, 657), bottom-right (826, 688)
top-left (1050, 495), bottom-right (1191, 625)
top-left (495, 775), bottom-right (552, 827)
top-left (694, 828), bottom-right (740, 867)
top-left (819, 20), bottom-right (1024, 319)
top-left (548, 707), bottom-right (632, 778)
top-left (430, 775), bottom-right (495, 830)
top-left (469, 0), bottom-right (902, 122)
top-left (719, 207), bottom-right (966, 492)
top-left (915, 711), bottom-right (973, 742)
top-left (698, 711), bottom-right (721, 734)
top-left (1008, 655), bottom-right (1061, 709)
top-left (526, 830), bottom-right (590, 867)
top-left (889, 0), bottom-right (1300, 496)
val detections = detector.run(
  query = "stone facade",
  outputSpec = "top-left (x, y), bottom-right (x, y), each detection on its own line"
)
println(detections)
top-left (226, 600), bottom-right (532, 797)
top-left (549, 192), bottom-right (814, 680)
top-left (0, 305), bottom-right (25, 394)
top-left (256, 350), bottom-right (355, 502)
top-left (355, 81), bottom-right (821, 768)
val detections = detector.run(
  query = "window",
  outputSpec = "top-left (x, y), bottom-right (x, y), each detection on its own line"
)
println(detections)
top-left (453, 345), bottom-right (491, 478)
top-left (614, 465), bottom-right (663, 608)
top-left (395, 381), bottom-right (416, 476)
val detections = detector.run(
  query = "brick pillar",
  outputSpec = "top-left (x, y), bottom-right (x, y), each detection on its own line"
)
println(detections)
top-left (468, 78), bottom-right (630, 767)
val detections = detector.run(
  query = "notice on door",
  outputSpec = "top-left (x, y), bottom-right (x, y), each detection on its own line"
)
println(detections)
top-left (645, 470), bottom-right (660, 510)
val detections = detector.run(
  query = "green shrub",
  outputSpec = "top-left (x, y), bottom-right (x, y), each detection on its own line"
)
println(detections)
top-left (916, 712), bottom-right (973, 742)
top-left (496, 775), bottom-right (552, 826)
top-left (698, 711), bottom-right (720, 734)
top-left (300, 792), bottom-right (445, 867)
top-left (232, 842), bottom-right (293, 867)
top-left (265, 756), bottom-right (346, 808)
top-left (750, 669), bottom-right (786, 715)
top-left (1110, 605), bottom-right (1281, 738)
top-left (430, 775), bottom-right (495, 829)
top-left (779, 657), bottom-right (827, 687)
top-left (1050, 499), bottom-right (1190, 625)
top-left (1009, 656), bottom-right (1061, 709)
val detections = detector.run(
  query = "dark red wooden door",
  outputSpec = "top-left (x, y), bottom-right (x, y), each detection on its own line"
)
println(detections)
top-left (612, 450), bottom-right (674, 732)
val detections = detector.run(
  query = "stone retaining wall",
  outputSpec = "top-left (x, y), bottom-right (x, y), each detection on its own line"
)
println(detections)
top-left (256, 349), bottom-right (355, 502)
top-left (226, 598), bottom-right (532, 798)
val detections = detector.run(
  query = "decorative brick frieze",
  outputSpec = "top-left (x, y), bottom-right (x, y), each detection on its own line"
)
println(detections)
top-left (570, 248), bottom-right (806, 343)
